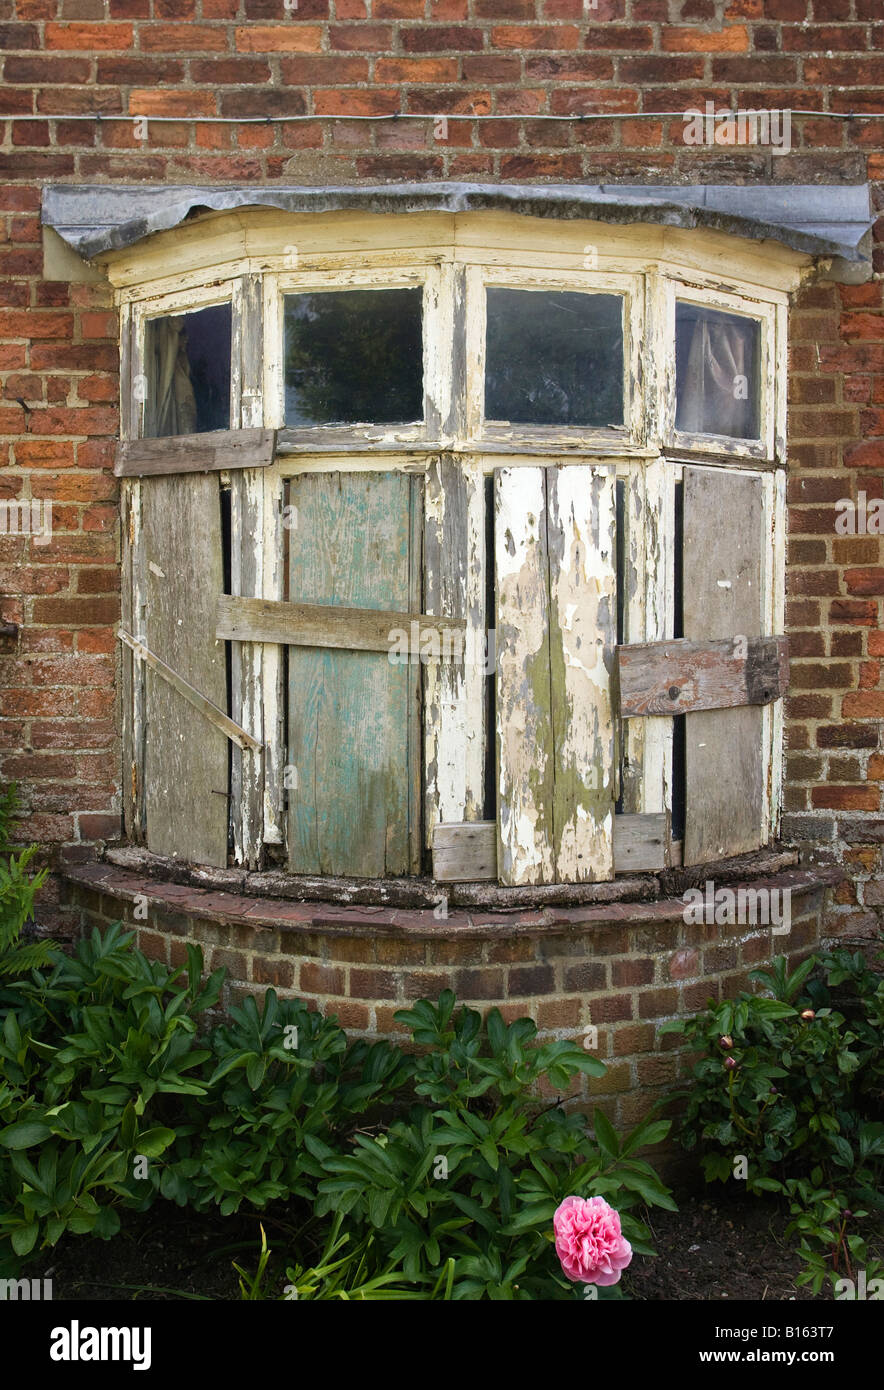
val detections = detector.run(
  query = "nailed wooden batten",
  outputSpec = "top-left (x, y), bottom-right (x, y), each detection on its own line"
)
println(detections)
top-left (617, 634), bottom-right (789, 716)
top-left (217, 593), bottom-right (467, 655)
top-left (115, 427), bottom-right (276, 478)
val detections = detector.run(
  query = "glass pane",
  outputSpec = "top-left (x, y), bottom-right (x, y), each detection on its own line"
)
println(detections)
top-left (484, 288), bottom-right (624, 428)
top-left (284, 288), bottom-right (423, 427)
top-left (675, 301), bottom-right (761, 440)
top-left (142, 303), bottom-right (231, 438)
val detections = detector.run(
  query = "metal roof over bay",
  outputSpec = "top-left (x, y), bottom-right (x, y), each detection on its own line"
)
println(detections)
top-left (41, 182), bottom-right (874, 275)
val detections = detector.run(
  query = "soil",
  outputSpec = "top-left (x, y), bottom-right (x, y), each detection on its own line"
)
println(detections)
top-left (29, 1186), bottom-right (878, 1302)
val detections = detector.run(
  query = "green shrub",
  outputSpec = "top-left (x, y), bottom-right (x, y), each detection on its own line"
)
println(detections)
top-left (0, 784), bottom-right (52, 984)
top-left (0, 922), bottom-right (223, 1266)
top-left (310, 991), bottom-right (675, 1300)
top-left (666, 948), bottom-right (884, 1294)
top-left (0, 896), bottom-right (676, 1298)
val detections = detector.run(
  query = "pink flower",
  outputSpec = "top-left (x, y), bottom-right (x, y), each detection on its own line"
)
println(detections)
top-left (553, 1195), bottom-right (633, 1286)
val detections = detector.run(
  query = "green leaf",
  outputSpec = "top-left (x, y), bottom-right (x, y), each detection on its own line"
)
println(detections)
top-left (120, 1101), bottom-right (138, 1151)
top-left (136, 1126), bottom-right (176, 1158)
top-left (0, 1120), bottom-right (51, 1150)
top-left (593, 1108), bottom-right (620, 1163)
top-left (11, 1222), bottom-right (40, 1256)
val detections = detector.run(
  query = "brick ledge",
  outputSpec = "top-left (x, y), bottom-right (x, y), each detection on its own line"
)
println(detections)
top-left (60, 859), bottom-right (845, 941)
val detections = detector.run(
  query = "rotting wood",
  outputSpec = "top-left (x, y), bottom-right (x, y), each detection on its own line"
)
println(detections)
top-left (547, 464), bottom-right (617, 882)
top-left (138, 473), bottom-right (232, 868)
top-left (115, 427), bottom-right (275, 478)
top-left (433, 821), bottom-right (497, 882)
top-left (495, 466), bottom-right (555, 886)
top-left (682, 467), bottom-right (765, 865)
top-left (423, 453), bottom-right (486, 844)
top-left (229, 274), bottom-right (267, 869)
top-left (217, 593), bottom-right (466, 655)
top-left (613, 812), bottom-right (670, 872)
top-left (617, 634), bottom-right (789, 716)
top-left (432, 813), bottom-right (668, 881)
top-left (118, 628), bottom-right (261, 753)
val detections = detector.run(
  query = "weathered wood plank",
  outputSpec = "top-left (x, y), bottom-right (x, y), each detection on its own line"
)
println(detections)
top-left (115, 427), bottom-right (275, 478)
top-left (683, 467), bottom-right (765, 865)
top-left (432, 820), bottom-right (497, 882)
top-left (432, 813), bottom-right (667, 881)
top-left (218, 592), bottom-right (466, 654)
top-left (118, 628), bottom-right (260, 752)
top-left (617, 634), bottom-right (789, 716)
top-left (547, 464), bottom-right (617, 882)
top-left (495, 466), bottom-right (555, 886)
top-left (120, 479), bottom-right (138, 842)
top-left (613, 812), bottom-right (669, 872)
top-left (140, 474), bottom-right (229, 867)
top-left (286, 471), bottom-right (422, 878)
top-left (638, 457), bottom-right (674, 818)
top-left (423, 453), bottom-right (486, 843)
top-left (229, 473), bottom-right (266, 867)
top-left (228, 275), bottom-right (268, 867)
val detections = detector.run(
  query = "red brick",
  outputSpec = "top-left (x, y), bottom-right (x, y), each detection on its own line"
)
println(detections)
top-left (45, 22), bottom-right (133, 48)
top-left (142, 23), bottom-right (231, 50)
top-left (350, 967), bottom-right (399, 999)
top-left (300, 962), bottom-right (344, 994)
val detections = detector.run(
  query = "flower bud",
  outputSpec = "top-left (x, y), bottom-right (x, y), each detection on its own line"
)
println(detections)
top-left (719, 1035), bottom-right (734, 1051)
top-left (800, 1009), bottom-right (815, 1021)
top-left (843, 1210), bottom-right (852, 1221)
top-left (723, 1056), bottom-right (737, 1071)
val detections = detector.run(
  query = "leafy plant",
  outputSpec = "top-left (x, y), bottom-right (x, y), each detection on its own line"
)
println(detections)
top-left (0, 784), bottom-right (52, 982)
top-left (313, 991), bottom-right (675, 1300)
top-left (0, 924), bottom-right (223, 1270)
top-left (234, 1216), bottom-right (455, 1301)
top-left (0, 892), bottom-right (676, 1299)
top-left (667, 948), bottom-right (884, 1295)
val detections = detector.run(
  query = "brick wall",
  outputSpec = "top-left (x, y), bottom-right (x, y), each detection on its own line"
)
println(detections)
top-left (784, 275), bottom-right (884, 936)
top-left (0, 1), bottom-right (883, 940)
top-left (62, 858), bottom-right (837, 1128)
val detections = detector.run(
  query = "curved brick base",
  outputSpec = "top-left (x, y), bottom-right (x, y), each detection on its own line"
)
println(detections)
top-left (60, 859), bottom-right (843, 1131)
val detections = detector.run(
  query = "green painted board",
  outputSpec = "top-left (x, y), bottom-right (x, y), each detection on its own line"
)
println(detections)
top-left (286, 471), bottom-right (422, 878)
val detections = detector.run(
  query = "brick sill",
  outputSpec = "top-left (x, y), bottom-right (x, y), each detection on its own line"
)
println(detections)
top-left (60, 857), bottom-right (845, 942)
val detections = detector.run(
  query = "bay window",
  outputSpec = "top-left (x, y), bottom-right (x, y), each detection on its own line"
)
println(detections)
top-left (111, 209), bottom-right (792, 889)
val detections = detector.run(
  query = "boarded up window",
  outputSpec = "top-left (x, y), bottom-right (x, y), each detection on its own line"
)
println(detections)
top-left (285, 471), bottom-right (422, 878)
top-left (682, 467), bottom-right (765, 863)
top-left (494, 464), bottom-right (617, 886)
top-left (134, 474), bottom-right (229, 867)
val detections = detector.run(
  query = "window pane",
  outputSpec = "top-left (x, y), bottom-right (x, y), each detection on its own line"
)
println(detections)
top-left (143, 303), bottom-right (231, 438)
top-left (675, 301), bottom-right (761, 440)
top-left (284, 289), bottom-right (423, 427)
top-left (484, 289), bottom-right (624, 428)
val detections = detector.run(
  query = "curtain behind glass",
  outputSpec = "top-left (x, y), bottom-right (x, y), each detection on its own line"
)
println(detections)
top-left (143, 317), bottom-right (198, 438)
top-left (675, 307), bottom-right (759, 439)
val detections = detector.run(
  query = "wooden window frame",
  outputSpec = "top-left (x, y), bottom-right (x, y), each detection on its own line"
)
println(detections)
top-left (660, 276), bottom-right (780, 464)
top-left (129, 281), bottom-right (239, 443)
top-left (262, 264), bottom-right (447, 450)
top-left (464, 265), bottom-right (646, 454)
top-left (117, 233), bottom-right (789, 880)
